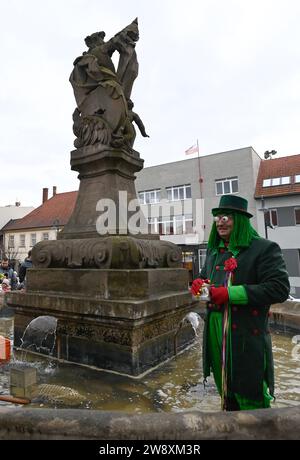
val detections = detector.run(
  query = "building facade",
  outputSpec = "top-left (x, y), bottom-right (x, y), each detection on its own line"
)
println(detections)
top-left (255, 154), bottom-right (300, 297)
top-left (135, 146), bottom-right (261, 281)
top-left (0, 204), bottom-right (35, 259)
top-left (1, 189), bottom-right (77, 265)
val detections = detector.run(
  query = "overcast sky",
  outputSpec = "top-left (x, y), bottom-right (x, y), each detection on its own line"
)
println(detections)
top-left (1, 0), bottom-right (300, 207)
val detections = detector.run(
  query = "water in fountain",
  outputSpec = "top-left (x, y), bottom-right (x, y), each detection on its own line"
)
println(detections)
top-left (0, 314), bottom-right (63, 407)
top-left (179, 312), bottom-right (202, 336)
top-left (12, 315), bottom-right (58, 385)
top-left (1, 312), bottom-right (300, 411)
top-left (20, 315), bottom-right (58, 358)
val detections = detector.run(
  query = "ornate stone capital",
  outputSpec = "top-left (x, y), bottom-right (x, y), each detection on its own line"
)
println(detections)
top-left (32, 236), bottom-right (182, 269)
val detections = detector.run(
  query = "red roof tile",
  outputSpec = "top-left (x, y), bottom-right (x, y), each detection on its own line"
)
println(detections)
top-left (2, 191), bottom-right (78, 231)
top-left (255, 154), bottom-right (300, 198)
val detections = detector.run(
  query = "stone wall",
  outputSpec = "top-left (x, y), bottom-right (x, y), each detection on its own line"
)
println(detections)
top-left (270, 300), bottom-right (300, 331)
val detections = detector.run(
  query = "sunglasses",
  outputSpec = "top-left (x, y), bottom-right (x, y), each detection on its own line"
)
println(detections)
top-left (214, 215), bottom-right (233, 223)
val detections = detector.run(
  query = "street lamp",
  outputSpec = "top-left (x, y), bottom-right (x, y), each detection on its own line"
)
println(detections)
top-left (264, 150), bottom-right (277, 160)
top-left (52, 219), bottom-right (60, 239)
top-left (258, 197), bottom-right (275, 239)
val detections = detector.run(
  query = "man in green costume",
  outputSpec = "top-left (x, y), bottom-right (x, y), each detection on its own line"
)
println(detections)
top-left (191, 195), bottom-right (290, 411)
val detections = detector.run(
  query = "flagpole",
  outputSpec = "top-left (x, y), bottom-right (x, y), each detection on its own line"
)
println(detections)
top-left (196, 139), bottom-right (205, 231)
top-left (197, 139), bottom-right (202, 199)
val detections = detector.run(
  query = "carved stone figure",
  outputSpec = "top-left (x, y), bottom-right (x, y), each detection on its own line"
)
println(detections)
top-left (125, 99), bottom-right (149, 147)
top-left (70, 18), bottom-right (147, 152)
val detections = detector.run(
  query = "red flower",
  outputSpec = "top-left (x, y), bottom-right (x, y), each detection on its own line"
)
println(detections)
top-left (224, 257), bottom-right (237, 272)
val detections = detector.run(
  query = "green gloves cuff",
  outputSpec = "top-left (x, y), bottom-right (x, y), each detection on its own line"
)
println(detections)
top-left (228, 285), bottom-right (248, 305)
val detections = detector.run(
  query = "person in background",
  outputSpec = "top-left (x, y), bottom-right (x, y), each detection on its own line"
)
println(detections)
top-left (191, 195), bottom-right (290, 411)
top-left (1, 278), bottom-right (11, 292)
top-left (0, 257), bottom-right (17, 290)
top-left (18, 250), bottom-right (33, 287)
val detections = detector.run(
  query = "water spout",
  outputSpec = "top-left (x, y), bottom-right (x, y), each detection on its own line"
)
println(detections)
top-left (20, 315), bottom-right (58, 357)
top-left (174, 312), bottom-right (202, 355)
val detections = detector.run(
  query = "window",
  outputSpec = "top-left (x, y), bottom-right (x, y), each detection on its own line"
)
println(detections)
top-left (42, 232), bottom-right (49, 241)
top-left (166, 185), bottom-right (192, 201)
top-left (264, 209), bottom-right (278, 227)
top-left (8, 235), bottom-right (14, 248)
top-left (138, 189), bottom-right (161, 205)
top-left (263, 179), bottom-right (271, 187)
top-left (184, 214), bottom-right (193, 234)
top-left (271, 209), bottom-right (278, 226)
top-left (30, 233), bottom-right (37, 246)
top-left (174, 216), bottom-right (184, 234)
top-left (216, 182), bottom-right (223, 195)
top-left (148, 215), bottom-right (193, 235)
top-left (182, 251), bottom-right (194, 272)
top-left (272, 177), bottom-right (280, 186)
top-left (19, 234), bottom-right (25, 247)
top-left (295, 208), bottom-right (300, 225)
top-left (281, 176), bottom-right (290, 185)
top-left (263, 176), bottom-right (291, 187)
top-left (295, 175), bottom-right (300, 183)
top-left (215, 177), bottom-right (238, 195)
top-left (231, 180), bottom-right (239, 193)
top-left (165, 220), bottom-right (174, 235)
top-left (198, 249), bottom-right (207, 271)
top-left (157, 217), bottom-right (174, 235)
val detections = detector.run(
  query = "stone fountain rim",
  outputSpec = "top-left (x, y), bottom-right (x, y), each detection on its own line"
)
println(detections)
top-left (0, 405), bottom-right (299, 440)
top-left (1, 299), bottom-right (299, 439)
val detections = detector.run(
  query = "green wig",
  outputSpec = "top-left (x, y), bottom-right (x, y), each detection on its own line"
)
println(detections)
top-left (207, 212), bottom-right (260, 252)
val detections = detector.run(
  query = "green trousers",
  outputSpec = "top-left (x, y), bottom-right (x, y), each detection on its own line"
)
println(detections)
top-left (208, 312), bottom-right (273, 410)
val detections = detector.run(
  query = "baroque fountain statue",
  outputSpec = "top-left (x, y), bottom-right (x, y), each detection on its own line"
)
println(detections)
top-left (70, 19), bottom-right (149, 152)
top-left (6, 19), bottom-right (198, 376)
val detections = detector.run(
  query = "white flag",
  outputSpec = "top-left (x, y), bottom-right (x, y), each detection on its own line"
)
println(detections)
top-left (185, 144), bottom-right (198, 155)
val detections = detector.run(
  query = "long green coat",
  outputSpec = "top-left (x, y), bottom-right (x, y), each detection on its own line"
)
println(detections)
top-left (200, 237), bottom-right (290, 401)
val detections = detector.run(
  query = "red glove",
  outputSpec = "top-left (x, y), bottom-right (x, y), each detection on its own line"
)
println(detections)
top-left (210, 286), bottom-right (229, 305)
top-left (191, 278), bottom-right (210, 296)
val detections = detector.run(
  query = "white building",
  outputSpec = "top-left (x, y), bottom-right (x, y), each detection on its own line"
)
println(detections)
top-left (0, 203), bottom-right (34, 259)
top-left (1, 188), bottom-right (77, 264)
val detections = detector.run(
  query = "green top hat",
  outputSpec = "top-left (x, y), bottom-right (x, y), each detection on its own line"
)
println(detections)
top-left (212, 195), bottom-right (253, 218)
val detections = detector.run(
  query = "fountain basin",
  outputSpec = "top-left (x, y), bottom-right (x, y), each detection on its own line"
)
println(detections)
top-left (0, 307), bottom-right (300, 439)
top-left (6, 268), bottom-right (199, 376)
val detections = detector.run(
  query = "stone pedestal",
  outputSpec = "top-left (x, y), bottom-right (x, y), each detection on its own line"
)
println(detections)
top-left (6, 268), bottom-right (199, 376)
top-left (59, 145), bottom-right (156, 240)
top-left (10, 367), bottom-right (37, 399)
